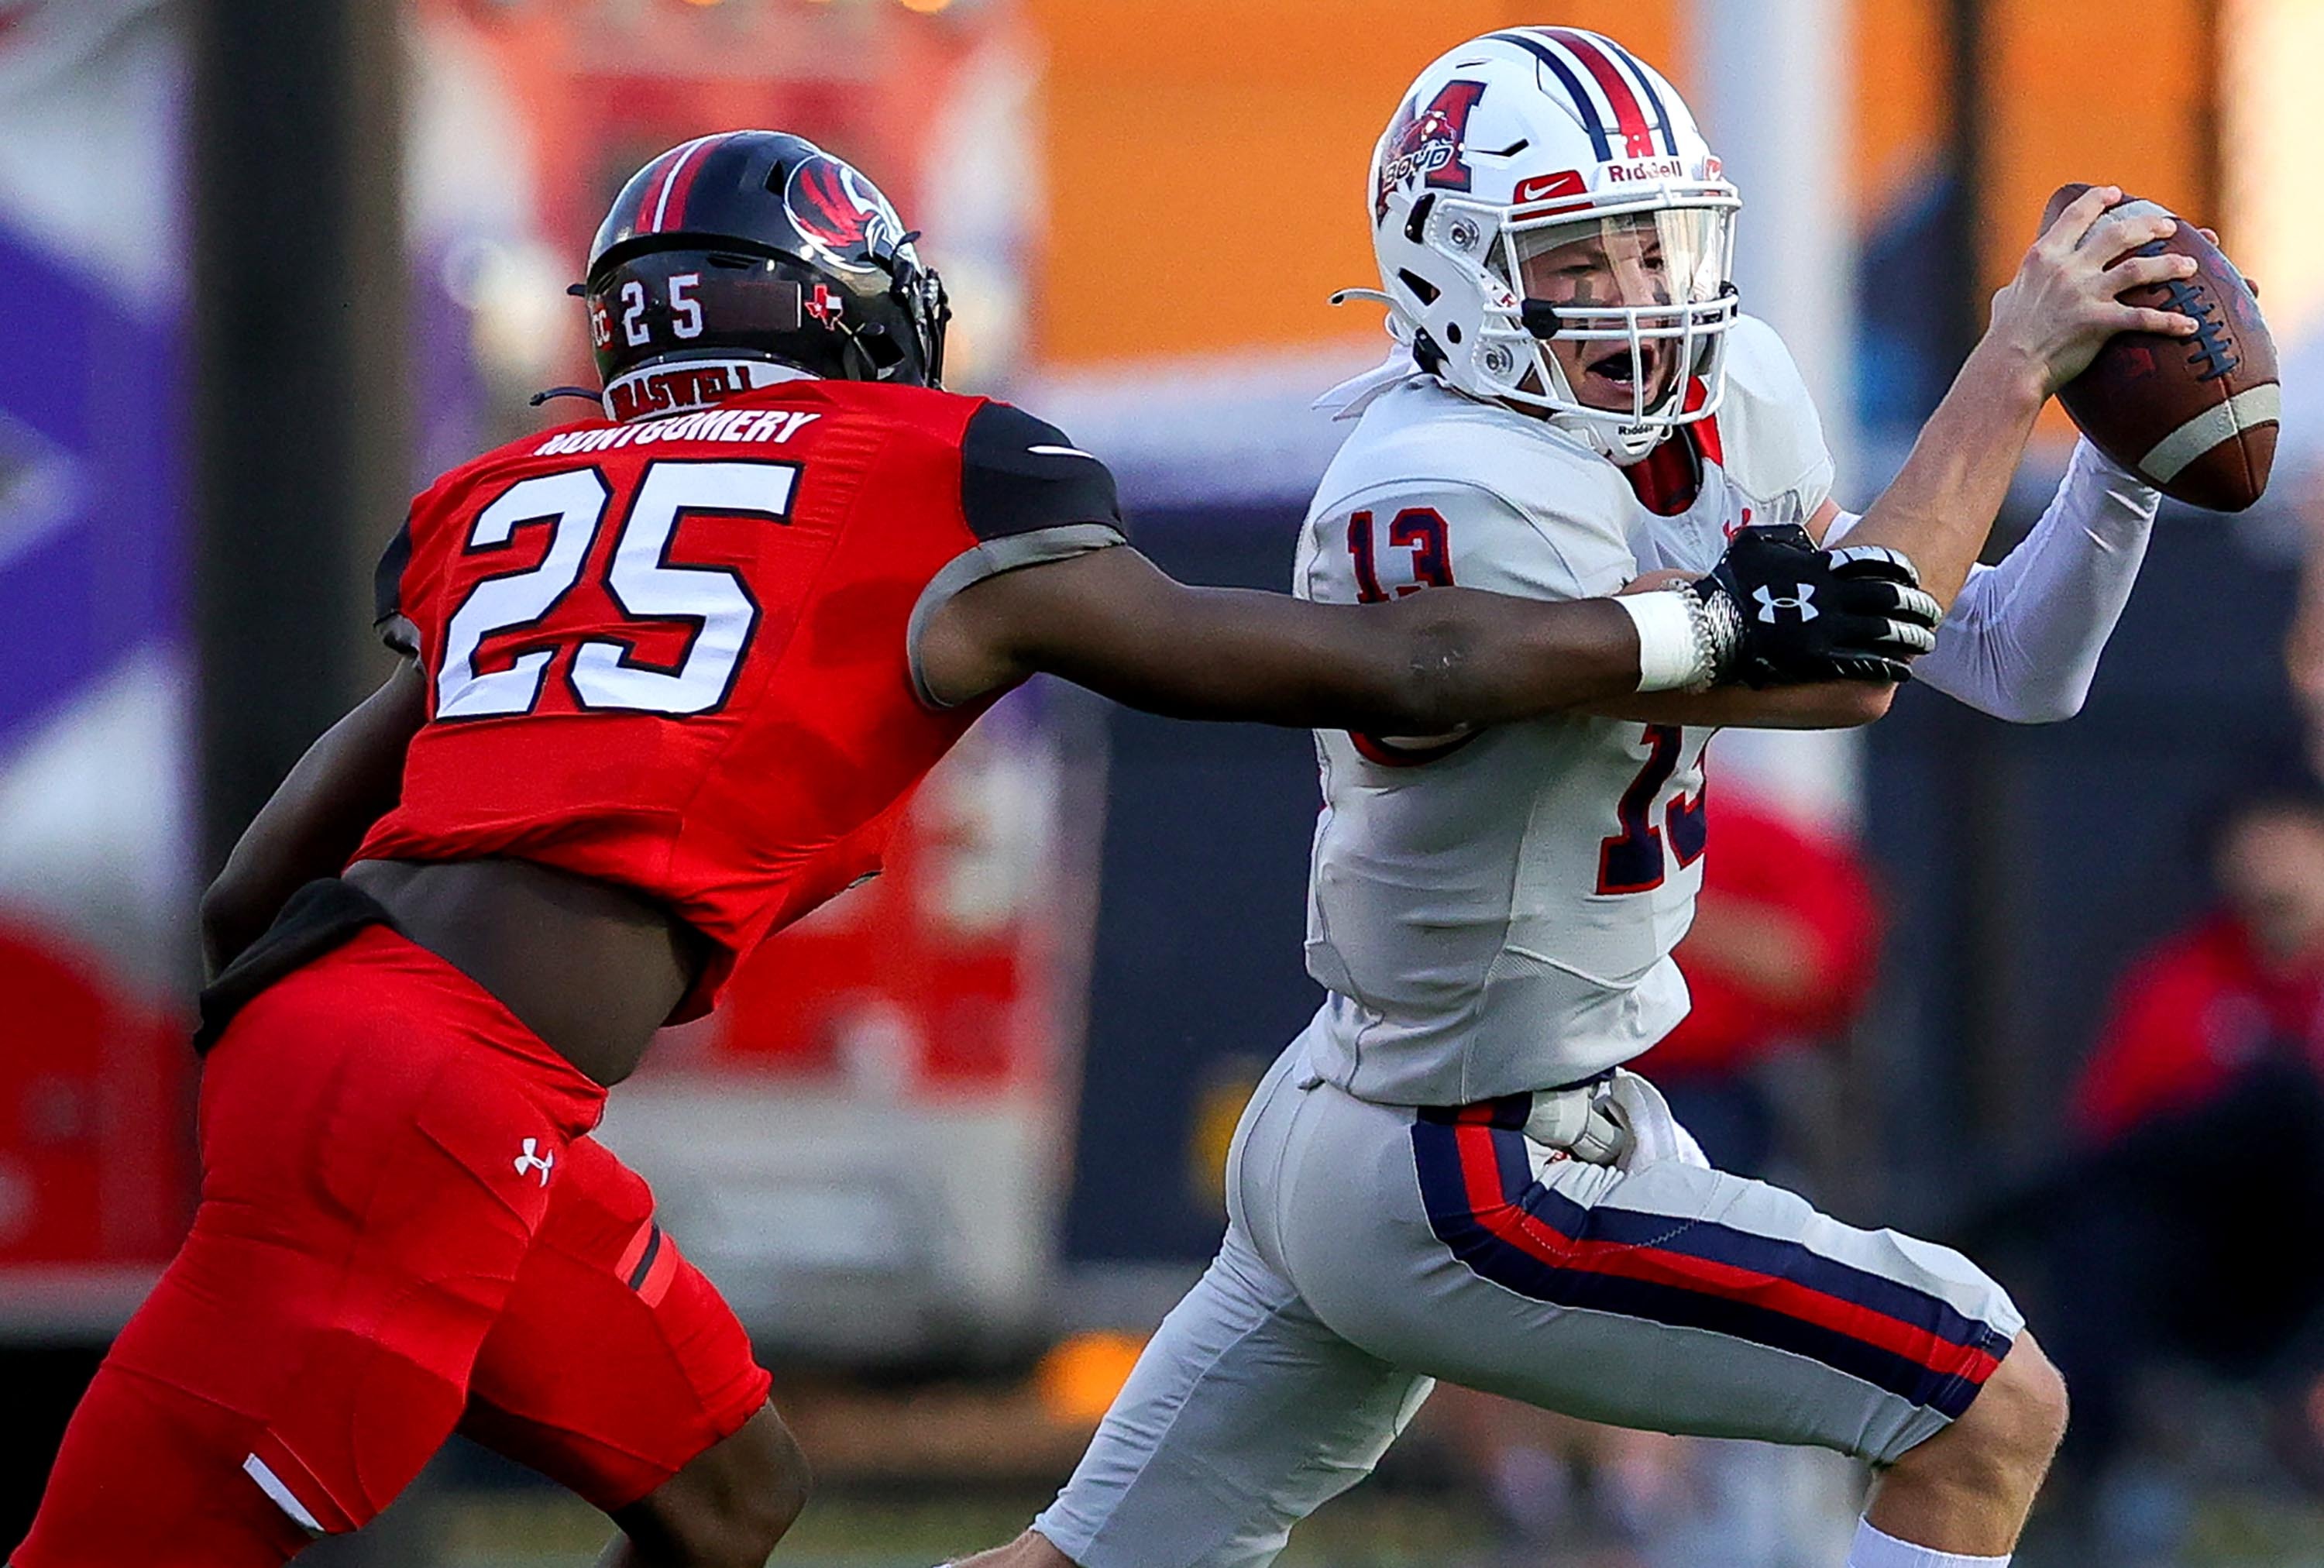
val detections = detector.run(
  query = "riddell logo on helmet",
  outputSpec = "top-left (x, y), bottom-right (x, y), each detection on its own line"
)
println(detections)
top-left (1605, 156), bottom-right (1687, 184)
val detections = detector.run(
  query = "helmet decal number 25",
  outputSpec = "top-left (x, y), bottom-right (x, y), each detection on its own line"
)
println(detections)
top-left (437, 460), bottom-right (796, 721)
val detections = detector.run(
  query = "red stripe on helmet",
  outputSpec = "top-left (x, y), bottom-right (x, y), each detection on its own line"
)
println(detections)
top-left (1544, 29), bottom-right (1658, 161)
top-left (656, 132), bottom-right (730, 234)
top-left (632, 148), bottom-right (685, 232)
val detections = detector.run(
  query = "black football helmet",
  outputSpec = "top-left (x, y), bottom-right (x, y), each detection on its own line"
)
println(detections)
top-left (582, 131), bottom-right (951, 418)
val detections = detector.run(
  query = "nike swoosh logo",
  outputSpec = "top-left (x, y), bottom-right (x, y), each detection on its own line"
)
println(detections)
top-left (1027, 444), bottom-right (1097, 460)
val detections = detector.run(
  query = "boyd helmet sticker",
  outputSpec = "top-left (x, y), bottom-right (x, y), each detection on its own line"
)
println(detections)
top-left (1375, 80), bottom-right (1487, 222)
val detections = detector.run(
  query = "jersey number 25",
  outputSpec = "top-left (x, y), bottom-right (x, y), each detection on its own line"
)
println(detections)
top-left (436, 459), bottom-right (796, 720)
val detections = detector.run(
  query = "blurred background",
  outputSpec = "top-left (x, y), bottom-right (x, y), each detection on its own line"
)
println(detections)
top-left (2, 0), bottom-right (2321, 1563)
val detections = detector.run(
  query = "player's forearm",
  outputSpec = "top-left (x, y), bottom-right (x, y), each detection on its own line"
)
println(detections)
top-left (1587, 680), bottom-right (1894, 731)
top-left (1059, 584), bottom-right (1649, 731)
top-left (1890, 438), bottom-right (2157, 723)
top-left (1842, 340), bottom-right (2050, 609)
top-left (200, 663), bottom-right (424, 975)
top-left (1384, 590), bottom-right (1658, 730)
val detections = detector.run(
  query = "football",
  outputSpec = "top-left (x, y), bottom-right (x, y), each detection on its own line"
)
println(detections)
top-left (2040, 182), bottom-right (2279, 511)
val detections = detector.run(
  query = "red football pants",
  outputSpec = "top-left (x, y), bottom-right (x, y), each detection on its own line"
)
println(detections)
top-left (12, 927), bottom-right (772, 1566)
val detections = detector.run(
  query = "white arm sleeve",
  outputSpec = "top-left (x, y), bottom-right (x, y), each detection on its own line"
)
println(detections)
top-left (1824, 439), bottom-right (2159, 723)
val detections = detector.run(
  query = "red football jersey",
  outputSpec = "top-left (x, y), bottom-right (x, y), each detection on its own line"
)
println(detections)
top-left (358, 373), bottom-right (1124, 1020)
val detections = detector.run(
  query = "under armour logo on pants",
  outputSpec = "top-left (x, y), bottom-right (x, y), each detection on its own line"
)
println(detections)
top-left (514, 1138), bottom-right (555, 1185)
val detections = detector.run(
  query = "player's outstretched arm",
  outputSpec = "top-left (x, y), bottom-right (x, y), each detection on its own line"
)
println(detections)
top-left (198, 658), bottom-right (427, 977)
top-left (1839, 184), bottom-right (2199, 610)
top-left (920, 545), bottom-right (1647, 727)
top-left (916, 535), bottom-right (1936, 731)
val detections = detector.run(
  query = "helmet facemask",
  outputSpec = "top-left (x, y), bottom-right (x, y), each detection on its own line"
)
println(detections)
top-left (1469, 202), bottom-right (1740, 462)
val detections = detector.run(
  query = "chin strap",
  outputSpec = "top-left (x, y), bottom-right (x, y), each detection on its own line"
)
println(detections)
top-left (1317, 290), bottom-right (1429, 423)
top-left (1550, 408), bottom-right (1670, 466)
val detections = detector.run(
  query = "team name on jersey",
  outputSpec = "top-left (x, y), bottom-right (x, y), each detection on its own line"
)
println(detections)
top-left (533, 407), bottom-right (820, 459)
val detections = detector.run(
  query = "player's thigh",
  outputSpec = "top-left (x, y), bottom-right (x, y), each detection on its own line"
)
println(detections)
top-left (1285, 1086), bottom-right (2025, 1467)
top-left (1033, 1225), bottom-right (1433, 1568)
top-left (459, 1136), bottom-right (776, 1514)
top-left (29, 938), bottom-right (591, 1551)
top-left (10, 1365), bottom-right (311, 1568)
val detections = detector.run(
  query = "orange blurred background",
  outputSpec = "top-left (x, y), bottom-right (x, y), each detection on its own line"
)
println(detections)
top-left (1024, 0), bottom-right (2216, 366)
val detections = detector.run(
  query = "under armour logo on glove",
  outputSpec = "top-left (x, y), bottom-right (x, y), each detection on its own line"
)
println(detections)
top-left (1691, 524), bottom-right (1941, 688)
top-left (513, 1137), bottom-right (555, 1185)
top-left (1752, 583), bottom-right (1817, 623)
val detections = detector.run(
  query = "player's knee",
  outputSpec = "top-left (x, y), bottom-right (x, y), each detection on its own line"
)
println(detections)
top-left (627, 1405), bottom-right (811, 1568)
top-left (754, 1413), bottom-right (813, 1542)
top-left (705, 1410), bottom-right (811, 1563)
top-left (1924, 1332), bottom-right (2069, 1481)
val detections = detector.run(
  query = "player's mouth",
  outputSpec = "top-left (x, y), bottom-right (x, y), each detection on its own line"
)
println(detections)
top-left (1583, 346), bottom-right (1664, 401)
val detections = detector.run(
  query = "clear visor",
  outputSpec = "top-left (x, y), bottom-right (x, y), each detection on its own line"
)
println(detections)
top-left (1482, 205), bottom-right (1738, 430)
top-left (1499, 208), bottom-right (1733, 315)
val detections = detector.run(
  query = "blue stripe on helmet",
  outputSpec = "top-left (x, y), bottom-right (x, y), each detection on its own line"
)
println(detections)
top-left (1487, 30), bottom-right (1614, 164)
top-left (1601, 36), bottom-right (1679, 157)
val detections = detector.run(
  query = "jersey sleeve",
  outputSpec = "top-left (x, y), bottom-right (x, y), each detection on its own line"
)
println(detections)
top-left (1301, 476), bottom-right (1638, 609)
top-left (906, 401), bottom-right (1130, 707)
top-left (372, 516), bottom-right (419, 658)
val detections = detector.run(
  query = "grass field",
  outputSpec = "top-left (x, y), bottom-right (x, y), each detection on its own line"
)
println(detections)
top-left (293, 1467), bottom-right (2324, 1568)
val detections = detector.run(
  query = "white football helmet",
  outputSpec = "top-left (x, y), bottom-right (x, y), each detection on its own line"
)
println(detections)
top-left (1356, 28), bottom-right (1741, 462)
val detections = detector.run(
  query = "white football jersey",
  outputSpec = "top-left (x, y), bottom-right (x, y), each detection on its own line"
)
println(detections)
top-left (1293, 315), bottom-right (1834, 1105)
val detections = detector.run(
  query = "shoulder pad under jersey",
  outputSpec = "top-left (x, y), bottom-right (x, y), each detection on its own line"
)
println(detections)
top-left (1320, 380), bottom-right (1637, 532)
top-left (1305, 380), bottom-right (1642, 603)
top-left (1707, 315), bottom-right (1835, 524)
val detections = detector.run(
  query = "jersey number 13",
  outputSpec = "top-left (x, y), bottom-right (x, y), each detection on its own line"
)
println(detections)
top-left (1597, 724), bottom-right (1707, 894)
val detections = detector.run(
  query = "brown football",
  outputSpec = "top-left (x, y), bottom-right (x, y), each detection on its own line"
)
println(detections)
top-left (2039, 182), bottom-right (2278, 511)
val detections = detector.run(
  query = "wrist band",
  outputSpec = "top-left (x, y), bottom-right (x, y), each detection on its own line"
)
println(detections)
top-left (1616, 590), bottom-right (1708, 692)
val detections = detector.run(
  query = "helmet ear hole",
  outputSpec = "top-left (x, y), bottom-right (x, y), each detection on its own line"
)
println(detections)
top-left (1397, 269), bottom-right (1442, 307)
top-left (858, 323), bottom-right (906, 372)
top-left (1404, 192), bottom-right (1438, 246)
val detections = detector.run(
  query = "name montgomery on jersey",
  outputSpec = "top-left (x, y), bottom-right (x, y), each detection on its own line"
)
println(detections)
top-left (532, 406), bottom-right (823, 458)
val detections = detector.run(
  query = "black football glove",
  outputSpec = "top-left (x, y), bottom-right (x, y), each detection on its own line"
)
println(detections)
top-left (1690, 524), bottom-right (1943, 688)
